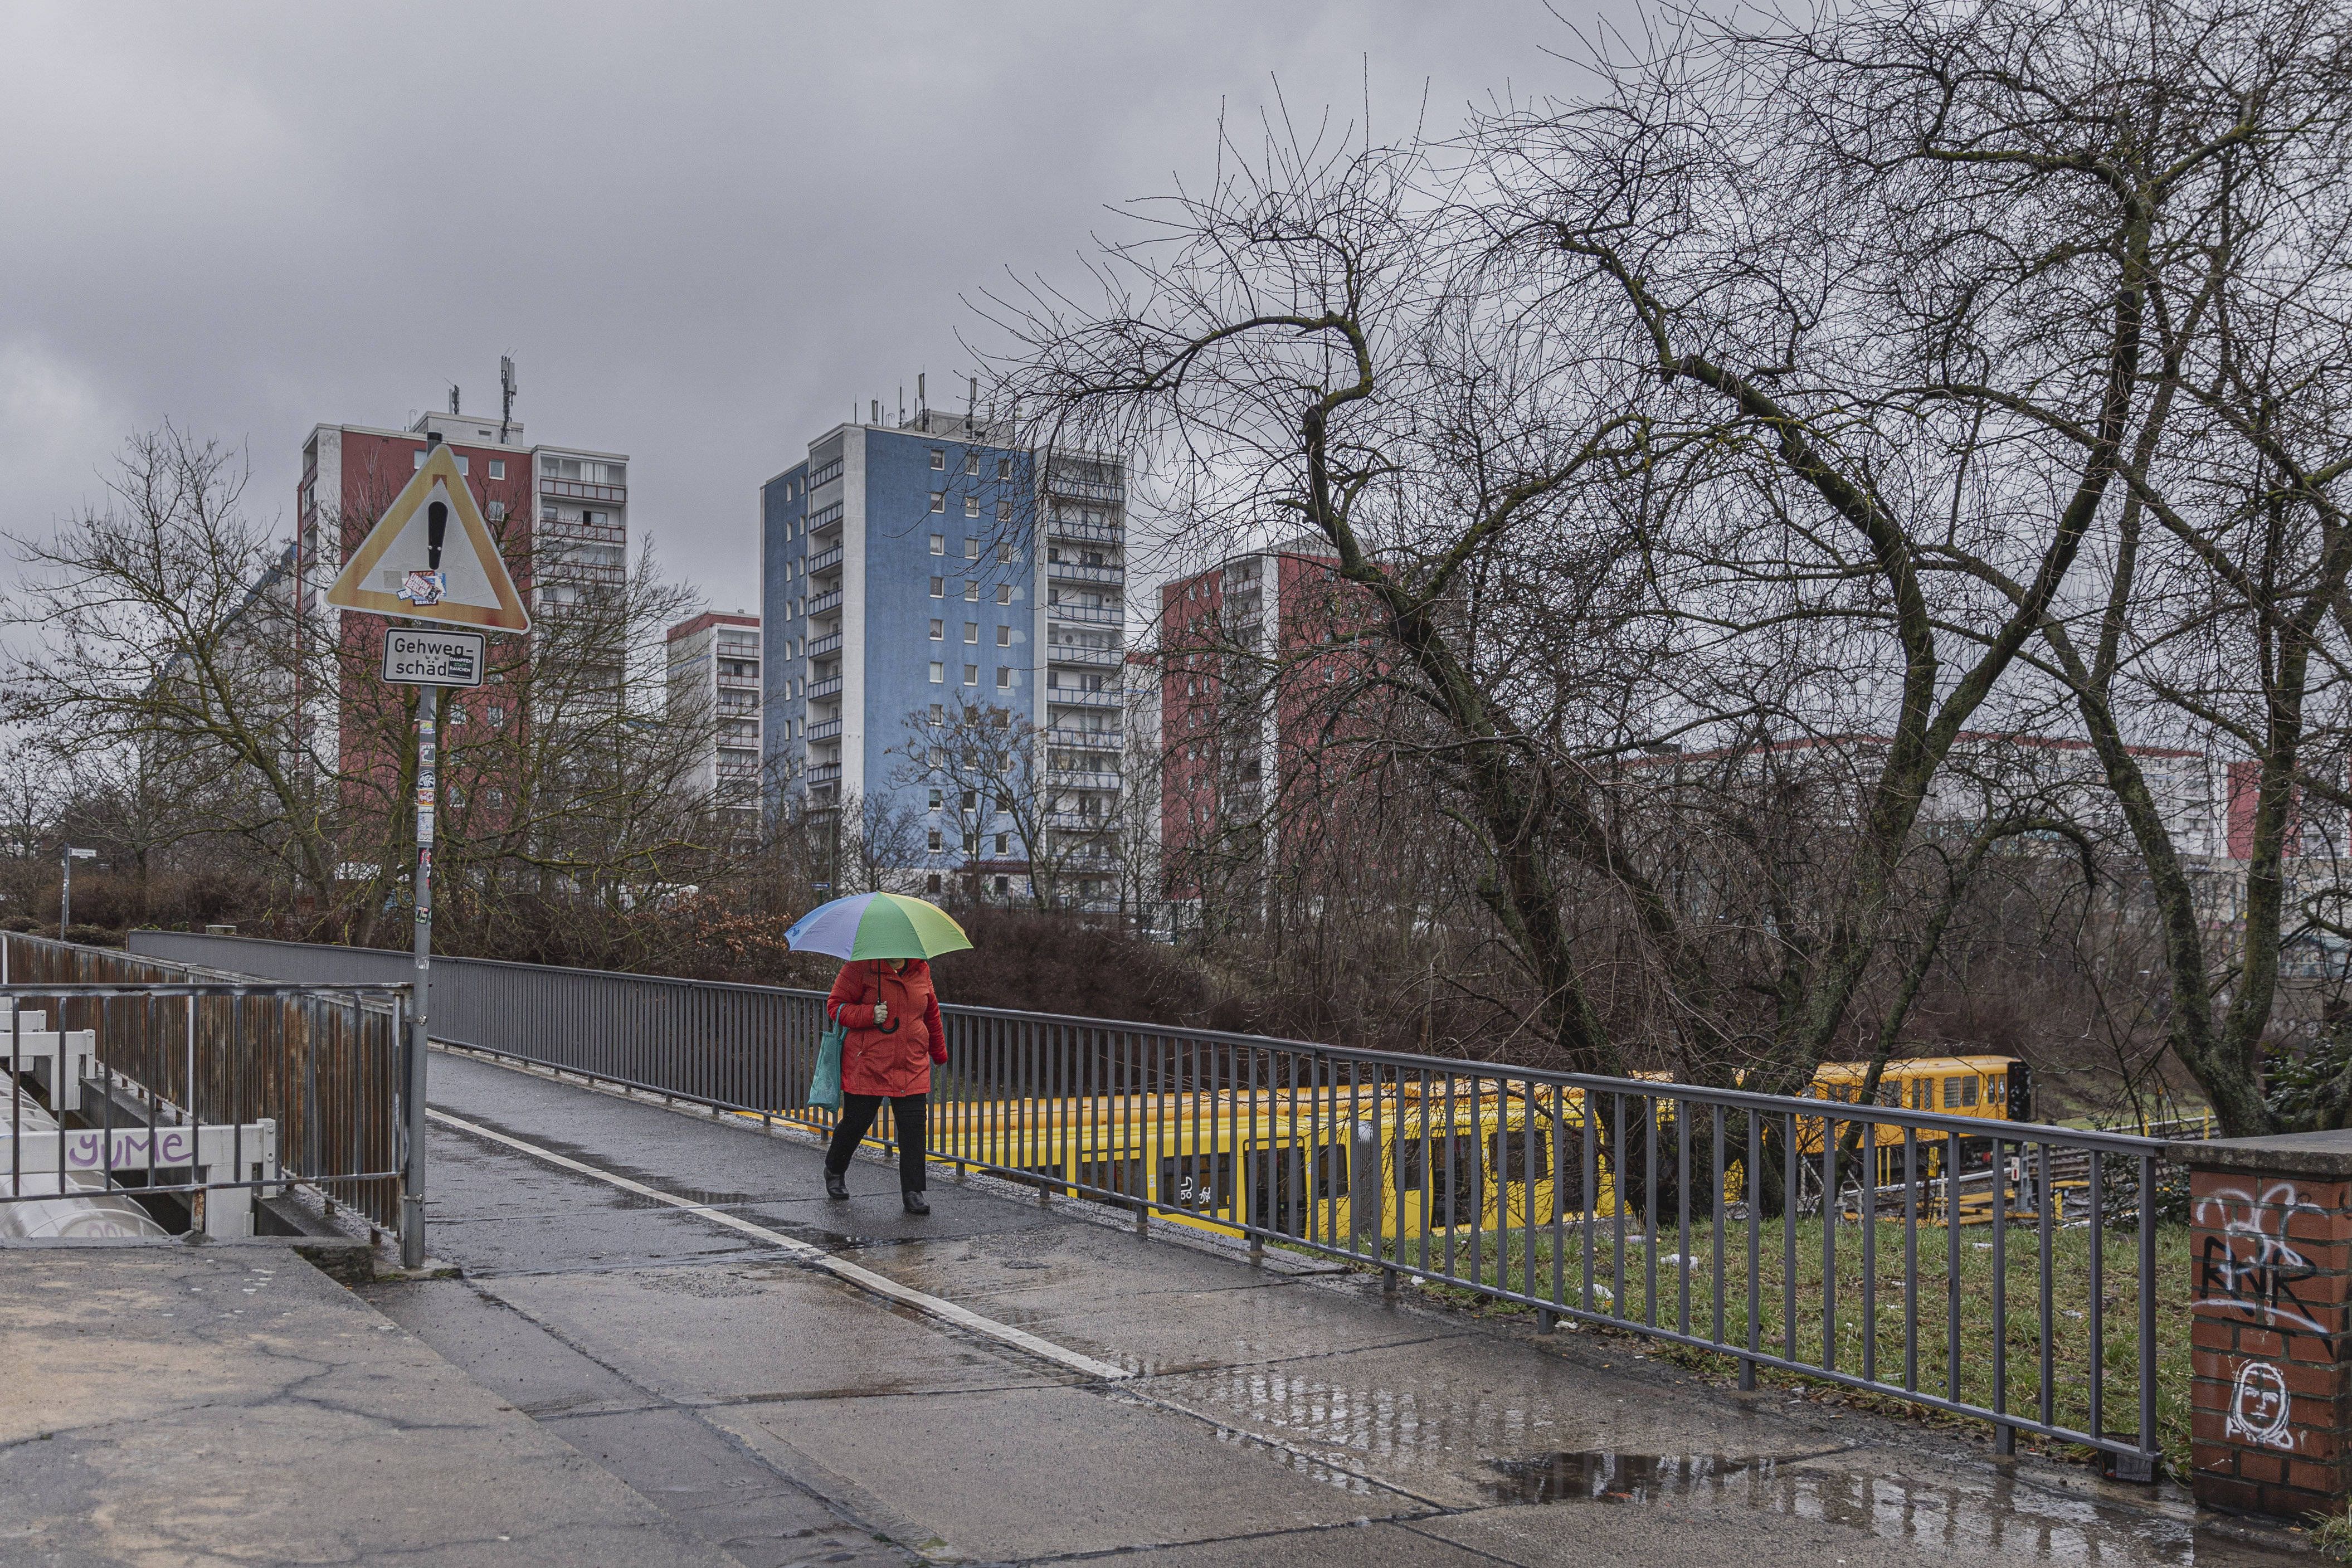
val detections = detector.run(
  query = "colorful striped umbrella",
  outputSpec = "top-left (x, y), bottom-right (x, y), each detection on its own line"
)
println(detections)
top-left (784, 892), bottom-right (973, 961)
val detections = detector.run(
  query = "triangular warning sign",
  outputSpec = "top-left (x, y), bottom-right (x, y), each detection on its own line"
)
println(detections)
top-left (324, 444), bottom-right (532, 633)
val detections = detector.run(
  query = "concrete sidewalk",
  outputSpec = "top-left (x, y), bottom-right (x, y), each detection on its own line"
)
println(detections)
top-left (363, 1048), bottom-right (2297, 1566)
top-left (0, 1240), bottom-right (762, 1566)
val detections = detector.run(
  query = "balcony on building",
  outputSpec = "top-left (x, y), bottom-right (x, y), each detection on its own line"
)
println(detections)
top-left (1046, 767), bottom-right (1121, 791)
top-left (1046, 686), bottom-right (1121, 710)
top-left (540, 477), bottom-right (627, 506)
top-left (1043, 721), bottom-right (1121, 746)
top-left (807, 717), bottom-right (843, 741)
top-left (808, 676), bottom-right (844, 702)
top-left (809, 762), bottom-right (844, 786)
top-left (806, 632), bottom-right (843, 661)
top-left (1045, 513), bottom-right (1124, 546)
top-left (807, 545), bottom-right (845, 579)
top-left (806, 588), bottom-right (843, 620)
top-left (1046, 559), bottom-right (1124, 586)
top-left (1046, 643), bottom-right (1123, 669)
top-left (1045, 601), bottom-right (1122, 626)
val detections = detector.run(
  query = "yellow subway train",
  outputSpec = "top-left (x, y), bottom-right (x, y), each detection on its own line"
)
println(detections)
top-left (871, 1053), bottom-right (2030, 1244)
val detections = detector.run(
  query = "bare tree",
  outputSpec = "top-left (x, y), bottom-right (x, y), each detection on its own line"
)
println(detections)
top-left (3, 426), bottom-right (342, 904)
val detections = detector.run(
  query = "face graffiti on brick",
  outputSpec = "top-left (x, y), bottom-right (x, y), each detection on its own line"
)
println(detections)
top-left (2194, 1181), bottom-right (2329, 1341)
top-left (2226, 1359), bottom-right (2295, 1452)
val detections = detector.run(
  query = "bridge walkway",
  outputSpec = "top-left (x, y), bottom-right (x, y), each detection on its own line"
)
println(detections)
top-left (373, 1046), bottom-right (2277, 1567)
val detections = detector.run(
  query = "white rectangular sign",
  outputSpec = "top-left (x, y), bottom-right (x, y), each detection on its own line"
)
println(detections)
top-left (381, 628), bottom-right (486, 686)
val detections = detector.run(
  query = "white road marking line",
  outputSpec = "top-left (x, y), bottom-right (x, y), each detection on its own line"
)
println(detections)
top-left (425, 1107), bottom-right (1131, 1383)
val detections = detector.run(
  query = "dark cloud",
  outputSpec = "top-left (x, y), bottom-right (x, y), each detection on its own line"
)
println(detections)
top-left (0, 1), bottom-right (1581, 608)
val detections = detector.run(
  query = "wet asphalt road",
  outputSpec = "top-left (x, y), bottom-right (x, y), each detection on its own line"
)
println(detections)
top-left (366, 1047), bottom-right (2296, 1567)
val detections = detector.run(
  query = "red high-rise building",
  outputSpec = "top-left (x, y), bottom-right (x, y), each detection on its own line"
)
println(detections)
top-left (1156, 542), bottom-right (1374, 904)
top-left (292, 396), bottom-right (631, 853)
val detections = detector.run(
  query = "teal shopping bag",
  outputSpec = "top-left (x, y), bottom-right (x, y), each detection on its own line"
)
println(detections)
top-left (808, 1016), bottom-right (846, 1111)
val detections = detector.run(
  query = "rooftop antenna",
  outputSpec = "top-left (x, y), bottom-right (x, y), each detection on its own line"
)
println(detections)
top-left (898, 386), bottom-right (904, 426)
top-left (917, 372), bottom-right (926, 415)
top-left (870, 398), bottom-right (880, 423)
top-left (499, 354), bottom-right (517, 444)
top-left (968, 375), bottom-right (978, 417)
top-left (448, 384), bottom-right (460, 415)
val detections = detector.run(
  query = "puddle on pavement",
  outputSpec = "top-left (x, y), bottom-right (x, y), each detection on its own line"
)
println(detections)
top-left (1479, 1448), bottom-right (2204, 1561)
top-left (1486, 1449), bottom-right (1781, 1504)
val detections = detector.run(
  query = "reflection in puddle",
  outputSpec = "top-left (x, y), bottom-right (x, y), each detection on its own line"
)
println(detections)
top-left (1479, 1449), bottom-right (2204, 1562)
top-left (1487, 1449), bottom-right (1772, 1503)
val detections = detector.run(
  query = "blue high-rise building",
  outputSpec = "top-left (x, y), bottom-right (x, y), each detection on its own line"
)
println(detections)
top-left (760, 405), bottom-right (1128, 899)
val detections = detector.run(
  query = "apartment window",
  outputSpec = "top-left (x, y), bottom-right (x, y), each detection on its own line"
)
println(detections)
top-left (486, 501), bottom-right (507, 522)
top-left (930, 449), bottom-right (945, 470)
top-left (965, 495), bottom-right (980, 519)
top-left (455, 455), bottom-right (469, 475)
top-left (964, 622), bottom-right (979, 644)
top-left (488, 459), bottom-right (506, 480)
top-left (488, 706), bottom-right (506, 725)
top-left (997, 457), bottom-right (1012, 481)
top-left (928, 829), bottom-right (943, 851)
top-left (996, 668), bottom-right (1012, 689)
top-left (927, 873), bottom-right (943, 894)
top-left (997, 542), bottom-right (1014, 564)
top-left (964, 664), bottom-right (979, 686)
top-left (997, 584), bottom-right (1012, 606)
top-left (412, 449), bottom-right (425, 469)
top-left (929, 619), bottom-right (944, 640)
top-left (447, 707), bottom-right (466, 727)
top-left (929, 576), bottom-right (945, 598)
top-left (928, 789), bottom-right (942, 810)
top-left (965, 451), bottom-right (980, 475)
top-left (995, 832), bottom-right (1010, 854)
top-left (929, 661), bottom-right (944, 684)
top-left (994, 875), bottom-right (1010, 897)
top-left (930, 492), bottom-right (945, 513)
top-left (965, 537), bottom-right (980, 559)
top-left (996, 625), bottom-right (1011, 647)
top-left (997, 500), bottom-right (1013, 523)
top-left (961, 790), bottom-right (977, 810)
top-left (930, 534), bottom-right (946, 554)
top-left (964, 582), bottom-right (980, 602)
top-left (928, 703), bottom-right (944, 724)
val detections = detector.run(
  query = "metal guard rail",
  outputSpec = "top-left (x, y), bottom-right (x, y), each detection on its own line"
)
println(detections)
top-left (123, 930), bottom-right (2166, 1469)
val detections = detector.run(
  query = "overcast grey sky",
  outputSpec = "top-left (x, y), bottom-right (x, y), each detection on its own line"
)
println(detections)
top-left (0, 2), bottom-right (1588, 614)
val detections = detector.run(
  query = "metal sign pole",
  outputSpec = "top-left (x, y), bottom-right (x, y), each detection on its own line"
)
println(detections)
top-left (402, 680), bottom-right (439, 1270)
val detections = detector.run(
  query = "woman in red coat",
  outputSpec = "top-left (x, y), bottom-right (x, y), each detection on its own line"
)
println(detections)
top-left (822, 956), bottom-right (946, 1215)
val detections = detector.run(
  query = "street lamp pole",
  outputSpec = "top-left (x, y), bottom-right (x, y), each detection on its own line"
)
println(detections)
top-left (58, 846), bottom-right (95, 939)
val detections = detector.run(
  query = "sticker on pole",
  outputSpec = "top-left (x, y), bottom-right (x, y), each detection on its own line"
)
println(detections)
top-left (381, 627), bottom-right (486, 686)
top-left (325, 444), bottom-right (531, 632)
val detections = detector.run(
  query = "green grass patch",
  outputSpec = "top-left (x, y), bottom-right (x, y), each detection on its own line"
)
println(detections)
top-left (1367, 1213), bottom-right (2192, 1476)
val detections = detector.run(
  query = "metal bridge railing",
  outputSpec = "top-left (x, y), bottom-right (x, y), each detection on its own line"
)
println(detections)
top-left (3, 932), bottom-right (410, 1235)
top-left (124, 928), bottom-right (2167, 1470)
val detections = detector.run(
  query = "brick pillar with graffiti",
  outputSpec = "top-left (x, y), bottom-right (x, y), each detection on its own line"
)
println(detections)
top-left (2170, 1131), bottom-right (2352, 1518)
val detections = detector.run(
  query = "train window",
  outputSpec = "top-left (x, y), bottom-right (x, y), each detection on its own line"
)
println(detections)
top-left (1909, 1079), bottom-right (1930, 1111)
top-left (1943, 1075), bottom-right (1977, 1109)
top-left (1078, 1156), bottom-right (1145, 1200)
top-left (1394, 1133), bottom-right (1481, 1228)
top-left (1876, 1080), bottom-right (1901, 1108)
top-left (1159, 1152), bottom-right (1233, 1212)
top-left (1491, 1129), bottom-right (1550, 1181)
top-left (1987, 1077), bottom-right (2005, 1104)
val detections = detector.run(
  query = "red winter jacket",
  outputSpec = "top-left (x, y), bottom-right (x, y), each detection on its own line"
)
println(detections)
top-left (826, 959), bottom-right (946, 1098)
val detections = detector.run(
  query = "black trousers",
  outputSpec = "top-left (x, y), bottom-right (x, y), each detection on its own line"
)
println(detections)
top-left (825, 1092), bottom-right (929, 1192)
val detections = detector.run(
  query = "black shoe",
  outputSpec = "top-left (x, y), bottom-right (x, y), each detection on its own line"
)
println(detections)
top-left (902, 1190), bottom-right (930, 1216)
top-left (824, 1170), bottom-right (849, 1201)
